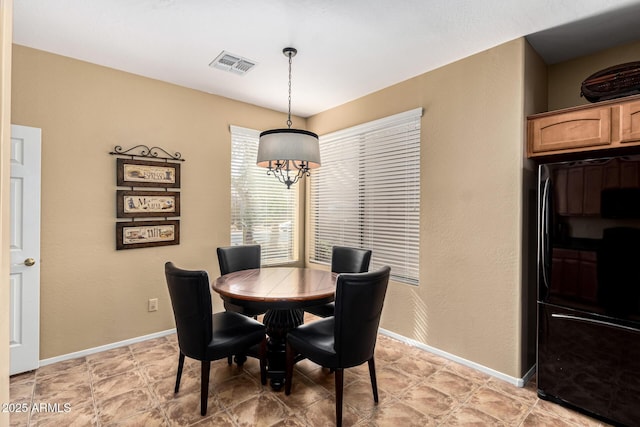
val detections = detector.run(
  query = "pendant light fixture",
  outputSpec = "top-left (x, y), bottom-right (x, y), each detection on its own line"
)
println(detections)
top-left (257, 47), bottom-right (321, 189)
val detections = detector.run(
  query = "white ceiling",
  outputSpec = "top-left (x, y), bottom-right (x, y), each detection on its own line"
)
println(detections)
top-left (12, 0), bottom-right (640, 118)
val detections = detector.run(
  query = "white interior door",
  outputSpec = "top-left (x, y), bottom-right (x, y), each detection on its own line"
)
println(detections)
top-left (9, 124), bottom-right (41, 375)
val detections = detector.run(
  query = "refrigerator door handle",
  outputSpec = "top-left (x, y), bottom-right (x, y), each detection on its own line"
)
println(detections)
top-left (540, 177), bottom-right (551, 291)
top-left (552, 313), bottom-right (640, 332)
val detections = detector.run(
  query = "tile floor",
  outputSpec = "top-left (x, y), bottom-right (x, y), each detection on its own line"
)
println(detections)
top-left (9, 316), bottom-right (610, 426)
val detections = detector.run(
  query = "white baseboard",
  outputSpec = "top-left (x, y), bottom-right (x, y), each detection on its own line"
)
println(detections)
top-left (379, 328), bottom-right (535, 388)
top-left (38, 329), bottom-right (177, 367)
top-left (39, 327), bottom-right (536, 388)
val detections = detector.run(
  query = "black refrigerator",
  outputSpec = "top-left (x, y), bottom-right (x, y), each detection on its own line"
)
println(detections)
top-left (537, 155), bottom-right (640, 427)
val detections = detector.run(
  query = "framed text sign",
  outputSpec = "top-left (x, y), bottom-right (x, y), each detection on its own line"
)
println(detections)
top-left (112, 145), bottom-right (184, 250)
top-left (117, 158), bottom-right (181, 188)
top-left (116, 190), bottom-right (180, 218)
top-left (116, 220), bottom-right (180, 250)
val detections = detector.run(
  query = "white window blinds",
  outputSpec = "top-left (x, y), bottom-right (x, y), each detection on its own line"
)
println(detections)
top-left (230, 125), bottom-right (297, 265)
top-left (310, 108), bottom-right (422, 285)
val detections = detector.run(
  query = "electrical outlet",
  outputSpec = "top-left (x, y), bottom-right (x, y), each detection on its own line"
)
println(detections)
top-left (148, 298), bottom-right (158, 312)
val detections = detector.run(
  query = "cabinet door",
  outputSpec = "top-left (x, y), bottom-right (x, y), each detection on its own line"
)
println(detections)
top-left (529, 108), bottom-right (612, 154)
top-left (620, 100), bottom-right (640, 143)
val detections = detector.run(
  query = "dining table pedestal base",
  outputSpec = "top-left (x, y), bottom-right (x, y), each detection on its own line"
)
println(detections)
top-left (263, 308), bottom-right (304, 391)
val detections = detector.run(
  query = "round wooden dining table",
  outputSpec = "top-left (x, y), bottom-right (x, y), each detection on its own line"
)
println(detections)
top-left (212, 267), bottom-right (338, 390)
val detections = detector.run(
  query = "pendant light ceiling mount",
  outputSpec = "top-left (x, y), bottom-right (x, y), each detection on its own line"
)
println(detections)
top-left (283, 47), bottom-right (297, 59)
top-left (257, 47), bottom-right (320, 189)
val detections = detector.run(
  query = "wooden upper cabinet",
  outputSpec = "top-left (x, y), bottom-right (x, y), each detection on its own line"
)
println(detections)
top-left (620, 100), bottom-right (640, 143)
top-left (527, 94), bottom-right (640, 158)
top-left (529, 108), bottom-right (612, 155)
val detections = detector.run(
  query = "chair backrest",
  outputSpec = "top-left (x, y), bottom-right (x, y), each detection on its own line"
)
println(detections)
top-left (331, 246), bottom-right (372, 274)
top-left (333, 266), bottom-right (390, 367)
top-left (217, 245), bottom-right (261, 276)
top-left (165, 262), bottom-right (213, 360)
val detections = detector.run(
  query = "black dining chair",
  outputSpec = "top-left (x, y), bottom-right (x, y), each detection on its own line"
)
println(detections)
top-left (304, 246), bottom-right (372, 318)
top-left (285, 266), bottom-right (391, 427)
top-left (165, 262), bottom-right (267, 416)
top-left (216, 244), bottom-right (267, 319)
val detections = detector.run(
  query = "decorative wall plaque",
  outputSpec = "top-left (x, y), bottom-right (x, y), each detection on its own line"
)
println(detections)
top-left (116, 190), bottom-right (180, 218)
top-left (116, 220), bottom-right (180, 250)
top-left (111, 145), bottom-right (184, 250)
top-left (116, 158), bottom-right (180, 188)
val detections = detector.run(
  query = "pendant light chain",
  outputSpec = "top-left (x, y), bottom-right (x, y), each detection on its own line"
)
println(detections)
top-left (287, 51), bottom-right (293, 129)
top-left (256, 47), bottom-right (320, 189)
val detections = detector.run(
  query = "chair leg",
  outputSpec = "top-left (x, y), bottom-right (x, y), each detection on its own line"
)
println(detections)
top-left (259, 337), bottom-right (268, 386)
top-left (368, 357), bottom-right (379, 403)
top-left (335, 368), bottom-right (344, 427)
top-left (227, 355), bottom-right (233, 365)
top-left (174, 352), bottom-right (185, 393)
top-left (234, 354), bottom-right (247, 366)
top-left (200, 360), bottom-right (211, 416)
top-left (284, 342), bottom-right (295, 395)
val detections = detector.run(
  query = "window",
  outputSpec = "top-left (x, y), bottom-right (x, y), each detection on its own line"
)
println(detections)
top-left (230, 126), bottom-right (297, 265)
top-left (310, 108), bottom-right (422, 285)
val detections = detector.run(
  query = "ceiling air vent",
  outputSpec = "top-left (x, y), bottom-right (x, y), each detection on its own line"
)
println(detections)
top-left (209, 51), bottom-right (257, 75)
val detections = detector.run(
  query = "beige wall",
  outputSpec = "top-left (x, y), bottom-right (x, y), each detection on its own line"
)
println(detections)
top-left (11, 45), bottom-right (303, 359)
top-left (1, 1), bottom-right (12, 423)
top-left (309, 39), bottom-right (529, 377)
top-left (548, 39), bottom-right (640, 111)
top-left (521, 41), bottom-right (548, 372)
